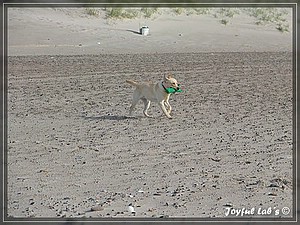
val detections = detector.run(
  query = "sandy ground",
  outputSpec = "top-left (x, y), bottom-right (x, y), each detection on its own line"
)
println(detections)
top-left (7, 7), bottom-right (292, 55)
top-left (6, 7), bottom-right (294, 221)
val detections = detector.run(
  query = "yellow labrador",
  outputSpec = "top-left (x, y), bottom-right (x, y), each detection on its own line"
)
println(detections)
top-left (126, 75), bottom-right (180, 119)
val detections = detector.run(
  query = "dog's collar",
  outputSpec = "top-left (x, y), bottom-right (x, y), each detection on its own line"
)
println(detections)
top-left (161, 82), bottom-right (169, 93)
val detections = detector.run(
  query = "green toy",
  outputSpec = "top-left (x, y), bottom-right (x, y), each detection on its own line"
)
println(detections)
top-left (164, 84), bottom-right (183, 94)
top-left (165, 87), bottom-right (183, 94)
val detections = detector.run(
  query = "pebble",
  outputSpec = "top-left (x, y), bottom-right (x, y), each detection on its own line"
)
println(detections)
top-left (268, 183), bottom-right (280, 188)
top-left (223, 203), bottom-right (233, 207)
top-left (128, 204), bottom-right (136, 214)
top-left (159, 214), bottom-right (169, 218)
top-left (210, 157), bottom-right (221, 162)
top-left (87, 197), bottom-right (95, 201)
top-left (91, 205), bottom-right (104, 211)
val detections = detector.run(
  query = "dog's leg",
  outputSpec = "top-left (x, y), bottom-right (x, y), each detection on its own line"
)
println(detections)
top-left (164, 101), bottom-right (172, 114)
top-left (129, 90), bottom-right (140, 116)
top-left (164, 95), bottom-right (172, 114)
top-left (159, 101), bottom-right (172, 119)
top-left (141, 98), bottom-right (151, 117)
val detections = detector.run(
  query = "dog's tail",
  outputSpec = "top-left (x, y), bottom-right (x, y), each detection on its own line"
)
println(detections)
top-left (126, 80), bottom-right (139, 87)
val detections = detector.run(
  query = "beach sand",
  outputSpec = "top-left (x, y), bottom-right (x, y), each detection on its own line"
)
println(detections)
top-left (6, 7), bottom-right (294, 220)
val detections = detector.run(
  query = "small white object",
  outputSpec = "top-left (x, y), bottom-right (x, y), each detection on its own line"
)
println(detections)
top-left (128, 205), bottom-right (136, 214)
top-left (140, 26), bottom-right (149, 36)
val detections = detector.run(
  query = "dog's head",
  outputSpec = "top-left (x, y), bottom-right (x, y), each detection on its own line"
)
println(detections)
top-left (164, 74), bottom-right (180, 90)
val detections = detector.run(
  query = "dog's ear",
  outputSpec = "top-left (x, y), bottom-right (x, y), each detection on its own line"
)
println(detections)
top-left (164, 74), bottom-right (172, 81)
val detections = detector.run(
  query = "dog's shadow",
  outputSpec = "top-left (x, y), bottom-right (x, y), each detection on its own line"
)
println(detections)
top-left (83, 115), bottom-right (140, 121)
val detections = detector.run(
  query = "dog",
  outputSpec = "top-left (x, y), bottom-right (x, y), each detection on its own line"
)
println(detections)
top-left (126, 74), bottom-right (180, 119)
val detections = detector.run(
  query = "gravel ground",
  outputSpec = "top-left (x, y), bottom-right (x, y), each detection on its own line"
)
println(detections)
top-left (6, 52), bottom-right (293, 219)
